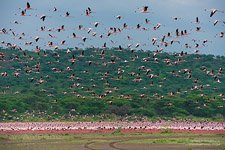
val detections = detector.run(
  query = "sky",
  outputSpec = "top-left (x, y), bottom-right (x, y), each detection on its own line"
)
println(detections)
top-left (0, 0), bottom-right (225, 55)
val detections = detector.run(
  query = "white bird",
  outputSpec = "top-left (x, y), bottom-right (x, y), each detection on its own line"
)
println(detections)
top-left (205, 8), bottom-right (224, 17)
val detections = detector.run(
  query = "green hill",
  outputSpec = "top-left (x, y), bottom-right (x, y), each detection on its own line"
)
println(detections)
top-left (0, 47), bottom-right (225, 121)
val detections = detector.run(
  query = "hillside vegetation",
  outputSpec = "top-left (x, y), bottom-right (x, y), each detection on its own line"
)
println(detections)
top-left (0, 47), bottom-right (225, 121)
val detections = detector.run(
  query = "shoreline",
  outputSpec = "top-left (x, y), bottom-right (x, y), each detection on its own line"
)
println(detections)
top-left (1, 129), bottom-right (225, 135)
top-left (1, 121), bottom-right (225, 134)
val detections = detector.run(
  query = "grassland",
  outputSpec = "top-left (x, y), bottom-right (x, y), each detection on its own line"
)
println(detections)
top-left (0, 131), bottom-right (224, 150)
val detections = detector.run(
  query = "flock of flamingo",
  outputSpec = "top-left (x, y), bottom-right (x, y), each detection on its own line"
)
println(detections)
top-left (0, 120), bottom-right (225, 134)
top-left (0, 1), bottom-right (225, 132)
top-left (0, 2), bottom-right (224, 51)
